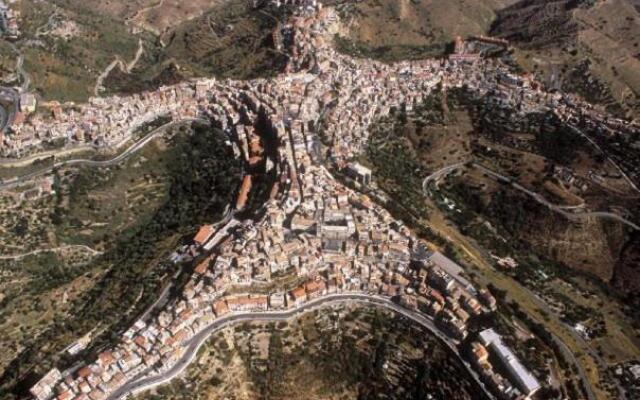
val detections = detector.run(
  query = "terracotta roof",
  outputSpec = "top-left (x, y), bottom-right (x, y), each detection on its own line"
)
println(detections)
top-left (305, 280), bottom-right (326, 294)
top-left (213, 300), bottom-right (229, 316)
top-left (290, 286), bottom-right (306, 300)
top-left (194, 255), bottom-right (214, 275)
top-left (57, 390), bottom-right (73, 400)
top-left (134, 336), bottom-right (146, 348)
top-left (193, 225), bottom-right (215, 245)
top-left (98, 351), bottom-right (114, 366)
top-left (77, 366), bottom-right (91, 379)
top-left (236, 175), bottom-right (252, 210)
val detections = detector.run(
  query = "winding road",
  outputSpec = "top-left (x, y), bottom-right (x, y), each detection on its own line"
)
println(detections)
top-left (0, 118), bottom-right (207, 190)
top-left (472, 163), bottom-right (640, 231)
top-left (421, 162), bottom-right (639, 231)
top-left (94, 39), bottom-right (145, 96)
top-left (107, 294), bottom-right (495, 400)
top-left (421, 162), bottom-right (466, 192)
top-left (422, 163), bottom-right (624, 399)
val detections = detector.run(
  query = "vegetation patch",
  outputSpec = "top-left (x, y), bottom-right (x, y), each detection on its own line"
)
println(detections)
top-left (139, 305), bottom-right (484, 400)
top-left (0, 123), bottom-right (241, 398)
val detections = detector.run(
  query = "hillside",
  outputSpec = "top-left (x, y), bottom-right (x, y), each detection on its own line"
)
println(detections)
top-left (366, 87), bottom-right (639, 288)
top-left (138, 305), bottom-right (487, 400)
top-left (0, 0), bottom-right (285, 102)
top-left (334, 0), bottom-right (640, 119)
top-left (491, 0), bottom-right (640, 118)
top-left (363, 89), bottom-right (640, 383)
top-left (5, 0), bottom-right (640, 114)
top-left (89, 0), bottom-right (289, 97)
top-left (334, 0), bottom-right (517, 61)
top-left (161, 0), bottom-right (289, 81)
top-left (0, 124), bottom-right (242, 398)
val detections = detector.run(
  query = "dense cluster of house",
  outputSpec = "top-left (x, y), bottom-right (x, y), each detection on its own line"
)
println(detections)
top-left (26, 3), bottom-right (629, 400)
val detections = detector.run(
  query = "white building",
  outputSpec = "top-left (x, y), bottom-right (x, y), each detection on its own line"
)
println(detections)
top-left (479, 328), bottom-right (541, 397)
top-left (30, 368), bottom-right (62, 400)
top-left (347, 162), bottom-right (372, 186)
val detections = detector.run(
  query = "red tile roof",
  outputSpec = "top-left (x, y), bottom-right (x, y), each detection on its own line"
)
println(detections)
top-left (194, 255), bottom-right (214, 275)
top-left (77, 366), bottom-right (91, 379)
top-left (236, 175), bottom-right (252, 210)
top-left (193, 225), bottom-right (215, 245)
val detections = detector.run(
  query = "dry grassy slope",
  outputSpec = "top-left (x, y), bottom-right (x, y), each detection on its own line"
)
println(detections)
top-left (54, 0), bottom-right (152, 21)
top-left (139, 307), bottom-right (482, 400)
top-left (61, 0), bottom-right (220, 34)
top-left (137, 0), bottom-right (226, 37)
top-left (575, 0), bottom-right (640, 114)
top-left (523, 206), bottom-right (628, 281)
top-left (446, 166), bottom-right (632, 284)
top-left (342, 0), bottom-right (517, 51)
top-left (491, 0), bottom-right (640, 118)
top-left (161, 0), bottom-right (288, 80)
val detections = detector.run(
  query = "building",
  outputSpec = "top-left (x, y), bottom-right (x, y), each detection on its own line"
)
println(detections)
top-left (291, 214), bottom-right (316, 231)
top-left (347, 162), bottom-right (372, 186)
top-left (19, 93), bottom-right (37, 114)
top-left (479, 289), bottom-right (497, 311)
top-left (429, 267), bottom-right (455, 293)
top-left (427, 251), bottom-right (475, 294)
top-left (319, 209), bottom-right (355, 240)
top-left (471, 342), bottom-right (489, 364)
top-left (236, 174), bottom-right (253, 210)
top-left (213, 300), bottom-right (229, 317)
top-left (305, 280), bottom-right (327, 299)
top-left (193, 225), bottom-right (215, 246)
top-left (226, 295), bottom-right (268, 312)
top-left (269, 292), bottom-right (286, 309)
top-left (30, 368), bottom-right (62, 400)
top-left (289, 286), bottom-right (307, 306)
top-left (479, 329), bottom-right (541, 397)
top-left (194, 255), bottom-right (214, 275)
top-left (448, 36), bottom-right (479, 62)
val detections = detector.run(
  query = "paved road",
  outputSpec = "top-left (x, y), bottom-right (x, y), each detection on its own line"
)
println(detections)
top-left (0, 118), bottom-right (207, 190)
top-left (107, 294), bottom-right (495, 400)
top-left (513, 277), bottom-right (603, 400)
top-left (468, 162), bottom-right (629, 398)
top-left (422, 161), bottom-right (638, 230)
top-left (138, 208), bottom-right (234, 323)
top-left (0, 145), bottom-right (98, 167)
top-left (94, 40), bottom-right (144, 96)
top-left (473, 162), bottom-right (640, 230)
top-left (422, 162), bottom-right (466, 193)
top-left (423, 163), bottom-right (603, 399)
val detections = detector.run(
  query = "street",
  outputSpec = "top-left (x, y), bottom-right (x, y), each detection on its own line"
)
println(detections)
top-left (107, 293), bottom-right (494, 400)
top-left (0, 118), bottom-right (207, 190)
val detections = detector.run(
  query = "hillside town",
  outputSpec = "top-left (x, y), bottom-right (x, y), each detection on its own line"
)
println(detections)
top-left (16, 2), bottom-right (640, 400)
top-left (0, 4), bottom-right (638, 191)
